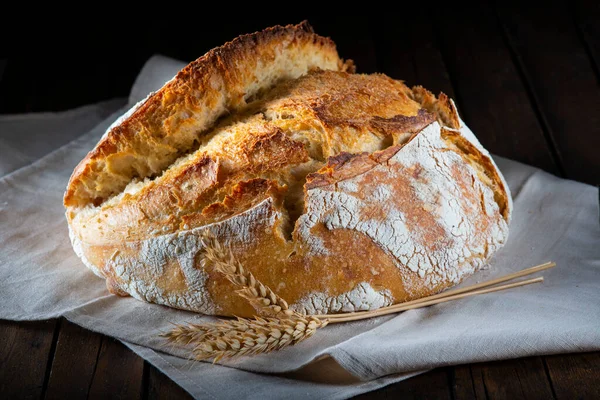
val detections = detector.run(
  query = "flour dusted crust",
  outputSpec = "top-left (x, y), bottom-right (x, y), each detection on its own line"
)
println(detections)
top-left (65, 23), bottom-right (511, 317)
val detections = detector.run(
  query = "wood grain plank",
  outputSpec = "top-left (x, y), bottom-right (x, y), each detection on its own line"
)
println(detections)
top-left (374, 10), bottom-right (456, 100)
top-left (410, 15), bottom-right (457, 101)
top-left (372, 17), bottom-right (419, 87)
top-left (87, 336), bottom-right (145, 400)
top-left (545, 352), bottom-right (600, 399)
top-left (0, 59), bottom-right (6, 83)
top-left (44, 318), bottom-right (103, 400)
top-left (470, 356), bottom-right (555, 400)
top-left (496, 2), bottom-right (600, 185)
top-left (451, 365), bottom-right (480, 400)
top-left (0, 319), bottom-right (58, 399)
top-left (310, 16), bottom-right (379, 74)
top-left (574, 0), bottom-right (600, 78)
top-left (146, 362), bottom-right (193, 400)
top-left (433, 3), bottom-right (561, 175)
top-left (1, 17), bottom-right (382, 115)
top-left (470, 364), bottom-right (489, 400)
top-left (354, 368), bottom-right (453, 400)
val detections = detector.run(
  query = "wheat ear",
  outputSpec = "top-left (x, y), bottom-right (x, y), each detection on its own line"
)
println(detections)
top-left (164, 315), bottom-right (328, 362)
top-left (163, 231), bottom-right (329, 361)
top-left (200, 231), bottom-right (293, 317)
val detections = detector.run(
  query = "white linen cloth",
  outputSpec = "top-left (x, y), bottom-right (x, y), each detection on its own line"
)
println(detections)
top-left (1, 55), bottom-right (598, 399)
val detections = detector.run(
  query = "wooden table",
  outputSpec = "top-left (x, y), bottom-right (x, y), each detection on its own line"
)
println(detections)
top-left (2, 3), bottom-right (599, 398)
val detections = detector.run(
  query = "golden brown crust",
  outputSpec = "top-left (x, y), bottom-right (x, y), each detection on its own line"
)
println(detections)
top-left (369, 109), bottom-right (436, 138)
top-left (411, 85), bottom-right (461, 129)
top-left (305, 151), bottom-right (377, 190)
top-left (65, 24), bottom-right (511, 317)
top-left (240, 126), bottom-right (310, 173)
top-left (267, 71), bottom-right (421, 132)
top-left (64, 21), bottom-right (345, 208)
top-left (305, 143), bottom-right (413, 190)
top-left (182, 179), bottom-right (287, 228)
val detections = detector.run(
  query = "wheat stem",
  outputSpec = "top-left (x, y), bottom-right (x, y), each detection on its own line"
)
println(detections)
top-left (163, 315), bottom-right (328, 362)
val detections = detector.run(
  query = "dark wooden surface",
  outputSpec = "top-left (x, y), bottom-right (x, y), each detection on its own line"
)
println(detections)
top-left (1, 2), bottom-right (599, 399)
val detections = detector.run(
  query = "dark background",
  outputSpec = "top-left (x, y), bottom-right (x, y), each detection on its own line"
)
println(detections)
top-left (1, 2), bottom-right (600, 399)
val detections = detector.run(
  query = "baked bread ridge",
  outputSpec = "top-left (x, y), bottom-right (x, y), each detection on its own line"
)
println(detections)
top-left (64, 21), bottom-right (348, 208)
top-left (66, 70), bottom-right (512, 316)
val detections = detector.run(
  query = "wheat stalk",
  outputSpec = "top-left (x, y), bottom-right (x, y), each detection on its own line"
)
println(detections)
top-left (163, 315), bottom-right (328, 362)
top-left (162, 231), bottom-right (330, 362)
top-left (200, 231), bottom-right (293, 317)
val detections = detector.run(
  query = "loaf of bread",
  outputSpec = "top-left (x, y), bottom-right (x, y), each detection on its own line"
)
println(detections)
top-left (64, 22), bottom-right (511, 317)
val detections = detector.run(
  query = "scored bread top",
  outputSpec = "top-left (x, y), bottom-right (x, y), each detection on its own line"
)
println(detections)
top-left (69, 68), bottom-right (509, 251)
top-left (68, 70), bottom-right (455, 244)
top-left (64, 21), bottom-right (349, 208)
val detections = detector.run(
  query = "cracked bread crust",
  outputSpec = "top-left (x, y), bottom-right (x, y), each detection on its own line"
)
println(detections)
top-left (64, 21), bottom-right (348, 208)
top-left (65, 24), bottom-right (511, 317)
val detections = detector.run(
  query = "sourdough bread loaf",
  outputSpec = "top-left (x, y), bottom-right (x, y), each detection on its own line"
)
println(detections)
top-left (64, 22), bottom-right (511, 317)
